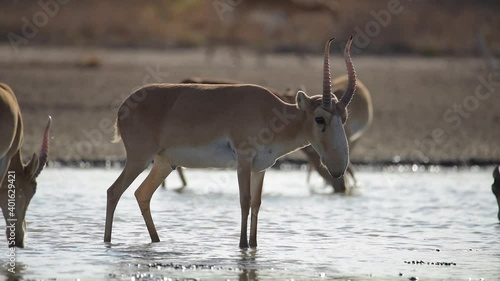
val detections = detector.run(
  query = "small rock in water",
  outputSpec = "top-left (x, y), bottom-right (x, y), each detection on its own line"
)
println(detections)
top-left (399, 272), bottom-right (404, 276)
top-left (409, 277), bottom-right (418, 281)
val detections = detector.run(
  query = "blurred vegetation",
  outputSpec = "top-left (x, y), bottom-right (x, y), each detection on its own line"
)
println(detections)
top-left (0, 0), bottom-right (498, 55)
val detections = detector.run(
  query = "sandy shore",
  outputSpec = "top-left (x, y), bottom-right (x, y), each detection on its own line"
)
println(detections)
top-left (0, 45), bottom-right (499, 164)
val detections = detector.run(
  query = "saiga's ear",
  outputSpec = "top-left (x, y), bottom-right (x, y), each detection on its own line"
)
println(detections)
top-left (296, 91), bottom-right (310, 110)
top-left (25, 153), bottom-right (39, 179)
top-left (340, 106), bottom-right (348, 124)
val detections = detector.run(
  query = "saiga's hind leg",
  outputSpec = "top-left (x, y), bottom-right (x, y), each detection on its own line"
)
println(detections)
top-left (134, 154), bottom-right (173, 242)
top-left (104, 157), bottom-right (152, 242)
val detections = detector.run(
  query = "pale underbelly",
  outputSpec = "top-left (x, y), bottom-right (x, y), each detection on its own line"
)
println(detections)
top-left (160, 139), bottom-right (281, 171)
top-left (162, 139), bottom-right (237, 169)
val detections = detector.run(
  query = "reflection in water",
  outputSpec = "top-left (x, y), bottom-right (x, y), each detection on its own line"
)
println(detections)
top-left (239, 268), bottom-right (258, 281)
top-left (238, 249), bottom-right (259, 280)
top-left (0, 168), bottom-right (498, 280)
top-left (239, 248), bottom-right (257, 264)
top-left (0, 260), bottom-right (26, 281)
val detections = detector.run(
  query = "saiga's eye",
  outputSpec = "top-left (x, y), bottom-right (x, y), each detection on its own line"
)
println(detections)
top-left (314, 117), bottom-right (325, 125)
top-left (314, 117), bottom-right (326, 132)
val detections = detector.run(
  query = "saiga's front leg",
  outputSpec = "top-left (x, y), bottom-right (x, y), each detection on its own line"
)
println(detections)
top-left (249, 171), bottom-right (265, 248)
top-left (236, 160), bottom-right (252, 249)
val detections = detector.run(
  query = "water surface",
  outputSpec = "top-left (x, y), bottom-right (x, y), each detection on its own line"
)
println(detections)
top-left (0, 167), bottom-right (498, 280)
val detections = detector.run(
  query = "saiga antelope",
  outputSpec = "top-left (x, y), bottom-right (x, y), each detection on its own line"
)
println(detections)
top-left (0, 83), bottom-right (51, 248)
top-left (105, 36), bottom-right (357, 248)
top-left (179, 75), bottom-right (372, 193)
top-left (493, 166), bottom-right (500, 220)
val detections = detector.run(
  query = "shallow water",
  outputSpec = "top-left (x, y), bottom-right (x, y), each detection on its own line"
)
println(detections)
top-left (0, 167), bottom-right (498, 280)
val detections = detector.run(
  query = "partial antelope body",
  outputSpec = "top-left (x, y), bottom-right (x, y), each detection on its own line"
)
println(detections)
top-left (493, 166), bottom-right (500, 220)
top-left (160, 77), bottom-right (288, 191)
top-left (179, 75), bottom-right (372, 193)
top-left (305, 74), bottom-right (372, 192)
top-left (0, 83), bottom-right (51, 248)
top-left (105, 36), bottom-right (357, 248)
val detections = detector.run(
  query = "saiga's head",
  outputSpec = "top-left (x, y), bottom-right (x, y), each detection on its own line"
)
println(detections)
top-left (296, 36), bottom-right (356, 178)
top-left (0, 117), bottom-right (51, 248)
